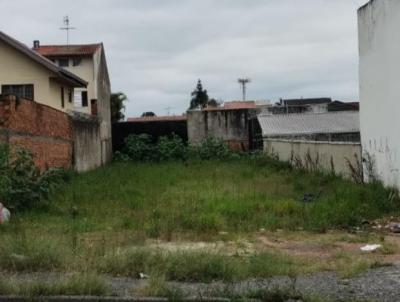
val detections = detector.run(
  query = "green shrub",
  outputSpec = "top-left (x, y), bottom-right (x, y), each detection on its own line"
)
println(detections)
top-left (122, 134), bottom-right (157, 161)
top-left (0, 144), bottom-right (69, 211)
top-left (157, 134), bottom-right (187, 161)
top-left (194, 136), bottom-right (232, 160)
top-left (116, 134), bottom-right (233, 162)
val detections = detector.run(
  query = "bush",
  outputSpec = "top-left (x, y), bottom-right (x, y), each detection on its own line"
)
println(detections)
top-left (0, 144), bottom-right (69, 211)
top-left (115, 134), bottom-right (233, 162)
top-left (194, 136), bottom-right (232, 160)
top-left (157, 134), bottom-right (187, 161)
top-left (122, 134), bottom-right (157, 161)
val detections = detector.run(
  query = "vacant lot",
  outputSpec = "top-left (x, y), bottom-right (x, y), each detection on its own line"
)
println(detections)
top-left (1, 158), bottom-right (400, 298)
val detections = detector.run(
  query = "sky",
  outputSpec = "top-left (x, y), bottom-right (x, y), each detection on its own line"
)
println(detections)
top-left (0, 0), bottom-right (368, 118)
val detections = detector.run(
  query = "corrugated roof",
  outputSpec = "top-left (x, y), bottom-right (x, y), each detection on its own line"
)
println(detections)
top-left (257, 112), bottom-right (360, 137)
top-left (0, 31), bottom-right (87, 87)
top-left (127, 116), bottom-right (187, 122)
top-left (35, 44), bottom-right (101, 57)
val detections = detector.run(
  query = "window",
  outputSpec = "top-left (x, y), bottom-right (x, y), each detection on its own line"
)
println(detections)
top-left (81, 91), bottom-right (88, 107)
top-left (72, 58), bottom-right (82, 66)
top-left (61, 87), bottom-right (65, 108)
top-left (58, 59), bottom-right (69, 67)
top-left (68, 88), bottom-right (72, 103)
top-left (2, 84), bottom-right (34, 100)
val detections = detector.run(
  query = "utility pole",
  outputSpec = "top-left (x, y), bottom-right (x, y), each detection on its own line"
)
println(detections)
top-left (238, 78), bottom-right (251, 101)
top-left (60, 16), bottom-right (75, 46)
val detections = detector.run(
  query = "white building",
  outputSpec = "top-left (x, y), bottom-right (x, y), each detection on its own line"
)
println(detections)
top-left (34, 41), bottom-right (112, 164)
top-left (358, 0), bottom-right (400, 187)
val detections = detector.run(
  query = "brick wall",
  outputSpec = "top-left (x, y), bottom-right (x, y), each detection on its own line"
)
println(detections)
top-left (0, 95), bottom-right (73, 170)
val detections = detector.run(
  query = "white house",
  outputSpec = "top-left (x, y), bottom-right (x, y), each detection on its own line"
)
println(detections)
top-left (358, 0), bottom-right (400, 187)
top-left (34, 41), bottom-right (112, 164)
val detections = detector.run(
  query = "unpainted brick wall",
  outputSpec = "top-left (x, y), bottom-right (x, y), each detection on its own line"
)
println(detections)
top-left (0, 95), bottom-right (73, 170)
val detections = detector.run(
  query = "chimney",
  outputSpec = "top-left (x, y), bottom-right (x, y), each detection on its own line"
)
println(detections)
top-left (33, 40), bottom-right (40, 49)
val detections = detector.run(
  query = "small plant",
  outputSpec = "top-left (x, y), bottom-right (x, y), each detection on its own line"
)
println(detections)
top-left (0, 144), bottom-right (69, 211)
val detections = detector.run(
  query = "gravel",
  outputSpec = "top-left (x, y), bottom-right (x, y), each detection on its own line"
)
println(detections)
top-left (4, 265), bottom-right (400, 301)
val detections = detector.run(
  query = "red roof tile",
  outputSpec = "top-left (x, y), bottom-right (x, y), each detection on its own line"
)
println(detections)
top-left (127, 116), bottom-right (187, 123)
top-left (35, 44), bottom-right (101, 57)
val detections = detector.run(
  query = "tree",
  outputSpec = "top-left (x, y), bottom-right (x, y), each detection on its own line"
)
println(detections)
top-left (110, 92), bottom-right (127, 123)
top-left (141, 112), bottom-right (156, 117)
top-left (207, 98), bottom-right (220, 108)
top-left (190, 80), bottom-right (209, 109)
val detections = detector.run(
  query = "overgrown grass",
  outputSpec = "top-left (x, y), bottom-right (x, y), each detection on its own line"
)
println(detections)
top-left (98, 248), bottom-right (306, 282)
top-left (0, 158), bottom-right (398, 280)
top-left (0, 274), bottom-right (109, 296)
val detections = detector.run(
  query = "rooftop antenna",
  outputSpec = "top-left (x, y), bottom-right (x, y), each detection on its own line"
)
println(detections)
top-left (238, 78), bottom-right (251, 101)
top-left (60, 15), bottom-right (75, 46)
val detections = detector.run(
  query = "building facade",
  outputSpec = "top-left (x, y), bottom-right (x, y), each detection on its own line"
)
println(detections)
top-left (0, 32), bottom-right (87, 112)
top-left (35, 42), bottom-right (112, 164)
top-left (358, 0), bottom-right (400, 187)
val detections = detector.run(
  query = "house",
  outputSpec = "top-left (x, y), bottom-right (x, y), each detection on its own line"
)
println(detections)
top-left (269, 98), bottom-right (332, 114)
top-left (34, 41), bottom-right (112, 164)
top-left (0, 31), bottom-right (87, 111)
top-left (358, 0), bottom-right (400, 187)
top-left (258, 112), bottom-right (361, 177)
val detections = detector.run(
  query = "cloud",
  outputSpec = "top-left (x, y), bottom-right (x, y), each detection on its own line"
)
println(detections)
top-left (0, 0), bottom-right (368, 116)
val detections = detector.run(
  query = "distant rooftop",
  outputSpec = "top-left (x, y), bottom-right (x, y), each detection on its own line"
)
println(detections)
top-left (127, 115), bottom-right (187, 123)
top-left (257, 111), bottom-right (360, 137)
top-left (204, 101), bottom-right (258, 111)
top-left (281, 98), bottom-right (332, 107)
top-left (34, 44), bottom-right (102, 57)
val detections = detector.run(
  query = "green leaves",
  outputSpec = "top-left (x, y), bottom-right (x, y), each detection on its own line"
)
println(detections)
top-left (0, 144), bottom-right (68, 211)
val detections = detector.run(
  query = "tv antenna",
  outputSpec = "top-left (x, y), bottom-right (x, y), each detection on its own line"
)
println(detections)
top-left (60, 16), bottom-right (75, 46)
top-left (238, 78), bottom-right (251, 101)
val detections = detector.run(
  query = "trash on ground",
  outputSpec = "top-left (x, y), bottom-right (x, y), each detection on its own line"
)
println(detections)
top-left (390, 223), bottom-right (400, 233)
top-left (360, 244), bottom-right (382, 252)
top-left (139, 273), bottom-right (149, 279)
top-left (0, 203), bottom-right (10, 224)
top-left (299, 192), bottom-right (321, 203)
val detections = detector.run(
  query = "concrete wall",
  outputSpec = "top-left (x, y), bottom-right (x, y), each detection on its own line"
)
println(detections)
top-left (71, 114), bottom-right (102, 172)
top-left (0, 95), bottom-right (104, 172)
top-left (358, 0), bottom-right (400, 186)
top-left (264, 138), bottom-right (362, 178)
top-left (187, 109), bottom-right (253, 151)
top-left (0, 95), bottom-right (73, 170)
top-left (0, 40), bottom-right (74, 112)
top-left (95, 47), bottom-right (112, 165)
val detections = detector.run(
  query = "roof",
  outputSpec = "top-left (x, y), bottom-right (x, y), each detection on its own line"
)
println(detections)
top-left (282, 98), bottom-right (332, 106)
top-left (127, 116), bottom-right (187, 123)
top-left (204, 101), bottom-right (257, 111)
top-left (35, 44), bottom-right (102, 57)
top-left (257, 112), bottom-right (360, 137)
top-left (328, 101), bottom-right (359, 112)
top-left (0, 31), bottom-right (87, 87)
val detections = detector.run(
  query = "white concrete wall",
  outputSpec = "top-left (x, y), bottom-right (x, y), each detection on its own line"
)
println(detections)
top-left (359, 0), bottom-right (400, 187)
top-left (264, 139), bottom-right (362, 178)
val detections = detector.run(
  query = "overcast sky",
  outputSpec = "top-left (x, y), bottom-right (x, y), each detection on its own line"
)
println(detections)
top-left (1, 0), bottom-right (368, 117)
